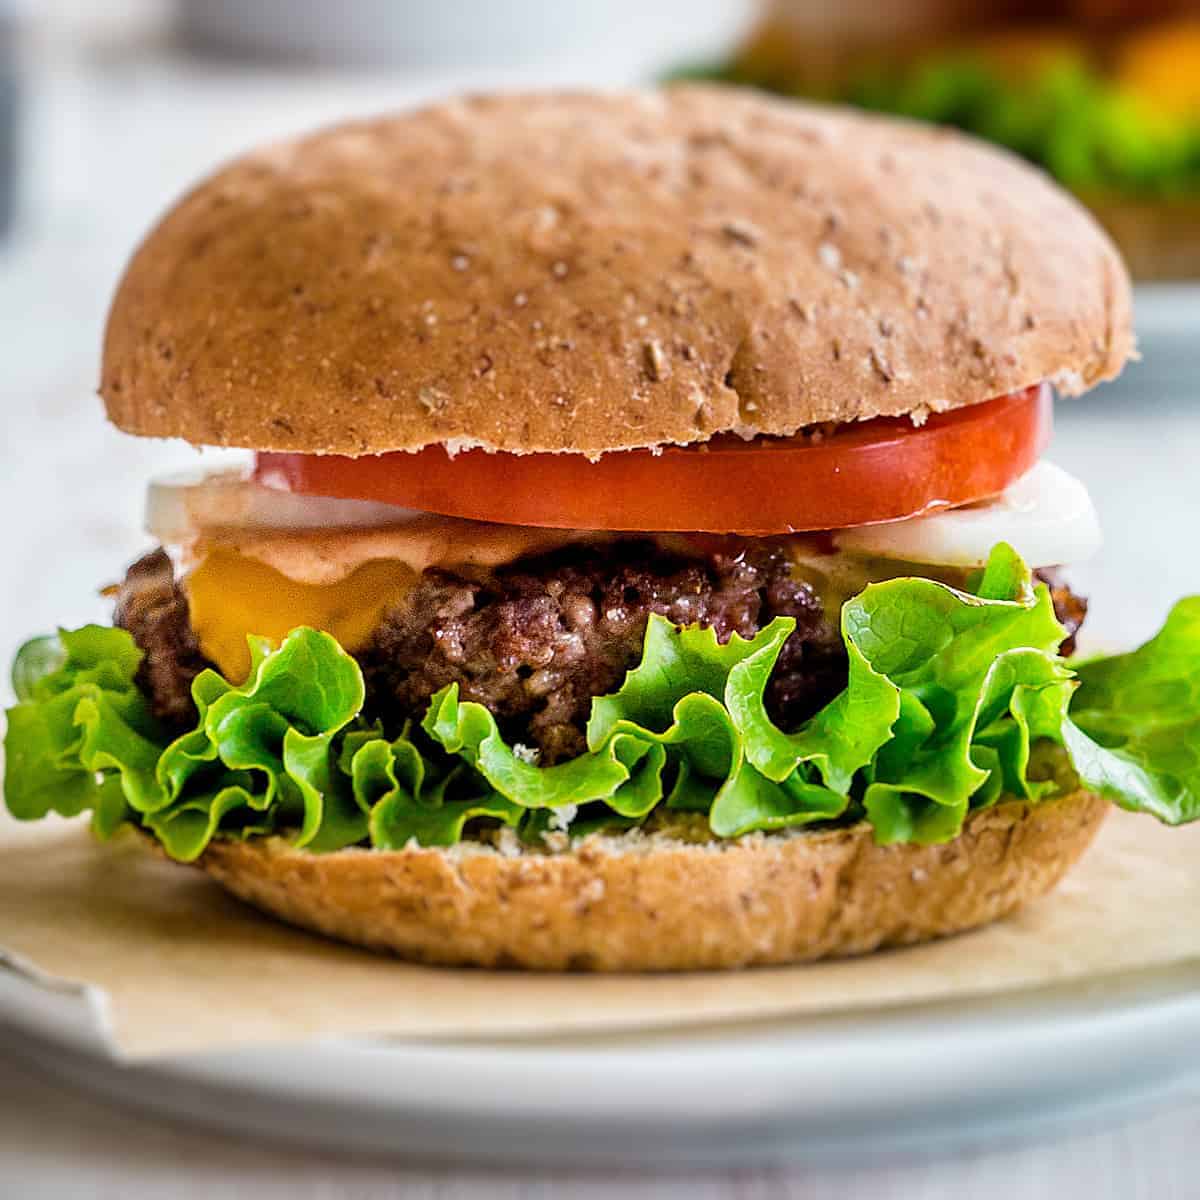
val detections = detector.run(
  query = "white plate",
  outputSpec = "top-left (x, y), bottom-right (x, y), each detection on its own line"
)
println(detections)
top-left (2, 961), bottom-right (1200, 1166)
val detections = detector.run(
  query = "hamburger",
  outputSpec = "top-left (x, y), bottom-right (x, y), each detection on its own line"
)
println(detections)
top-left (706, 2), bottom-right (1200, 279)
top-left (6, 87), bottom-right (1199, 971)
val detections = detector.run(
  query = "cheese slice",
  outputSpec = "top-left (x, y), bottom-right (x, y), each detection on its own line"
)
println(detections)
top-left (182, 517), bottom-right (707, 679)
top-left (186, 548), bottom-right (416, 681)
top-left (182, 521), bottom-right (629, 678)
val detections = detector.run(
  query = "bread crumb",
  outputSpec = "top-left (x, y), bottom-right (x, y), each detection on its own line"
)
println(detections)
top-left (495, 827), bottom-right (523, 858)
top-left (442, 436), bottom-right (492, 457)
top-left (869, 346), bottom-right (895, 383)
top-left (418, 386), bottom-right (447, 413)
top-left (576, 877), bottom-right (606, 909)
top-left (722, 219), bottom-right (760, 247)
top-left (513, 743), bottom-right (541, 765)
top-left (1051, 367), bottom-right (1084, 393)
top-left (549, 803), bottom-right (578, 832)
top-left (643, 339), bottom-right (669, 382)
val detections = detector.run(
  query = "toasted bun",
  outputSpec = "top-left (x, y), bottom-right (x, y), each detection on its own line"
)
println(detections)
top-left (102, 87), bottom-right (1131, 457)
top-left (197, 790), bottom-right (1105, 971)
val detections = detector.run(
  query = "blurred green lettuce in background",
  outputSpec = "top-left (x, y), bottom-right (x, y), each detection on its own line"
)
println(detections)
top-left (678, 53), bottom-right (1200, 197)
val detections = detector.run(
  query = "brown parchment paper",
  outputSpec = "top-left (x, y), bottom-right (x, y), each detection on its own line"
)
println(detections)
top-left (1, 807), bottom-right (1198, 1060)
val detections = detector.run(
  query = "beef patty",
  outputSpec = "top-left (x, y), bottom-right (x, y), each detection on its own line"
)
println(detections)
top-left (112, 547), bottom-right (212, 730)
top-left (361, 542), bottom-right (843, 762)
top-left (113, 543), bottom-right (1087, 757)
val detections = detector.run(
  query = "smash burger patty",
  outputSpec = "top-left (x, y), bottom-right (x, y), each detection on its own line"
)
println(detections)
top-left (114, 543), bottom-right (1087, 761)
top-left (362, 540), bottom-right (842, 763)
top-left (20, 85), bottom-right (1200, 976)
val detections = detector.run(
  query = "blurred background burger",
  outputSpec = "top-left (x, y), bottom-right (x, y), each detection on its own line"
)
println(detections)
top-left (701, 0), bottom-right (1200, 280)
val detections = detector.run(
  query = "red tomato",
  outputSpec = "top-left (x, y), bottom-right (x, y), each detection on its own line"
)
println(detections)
top-left (254, 385), bottom-right (1052, 534)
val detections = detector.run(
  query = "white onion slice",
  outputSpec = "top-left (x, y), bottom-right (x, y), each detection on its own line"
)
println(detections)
top-left (832, 460), bottom-right (1101, 567)
top-left (147, 461), bottom-right (1101, 571)
top-left (146, 469), bottom-right (418, 543)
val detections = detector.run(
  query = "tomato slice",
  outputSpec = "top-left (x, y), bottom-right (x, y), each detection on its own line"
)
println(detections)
top-left (255, 385), bottom-right (1052, 534)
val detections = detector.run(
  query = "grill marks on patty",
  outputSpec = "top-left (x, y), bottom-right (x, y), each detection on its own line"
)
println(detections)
top-left (360, 543), bottom-right (844, 763)
top-left (112, 544), bottom-right (1089, 760)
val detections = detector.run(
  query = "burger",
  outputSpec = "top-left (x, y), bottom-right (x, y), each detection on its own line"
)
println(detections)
top-left (704, 1), bottom-right (1200, 280)
top-left (6, 88), bottom-right (1198, 971)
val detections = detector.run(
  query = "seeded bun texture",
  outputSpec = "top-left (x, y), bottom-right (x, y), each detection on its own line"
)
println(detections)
top-left (197, 790), bottom-right (1106, 971)
top-left (101, 87), bottom-right (1132, 457)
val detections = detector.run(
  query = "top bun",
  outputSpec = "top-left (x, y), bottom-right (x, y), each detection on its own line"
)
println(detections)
top-left (101, 86), bottom-right (1132, 457)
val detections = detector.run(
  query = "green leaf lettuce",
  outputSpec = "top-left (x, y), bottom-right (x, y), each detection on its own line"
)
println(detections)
top-left (6, 545), bottom-right (1200, 859)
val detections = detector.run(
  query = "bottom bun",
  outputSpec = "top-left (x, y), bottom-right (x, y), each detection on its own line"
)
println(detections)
top-left (197, 790), bottom-right (1106, 971)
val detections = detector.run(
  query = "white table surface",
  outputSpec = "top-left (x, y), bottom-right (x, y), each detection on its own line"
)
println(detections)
top-left (3, 33), bottom-right (1200, 1200)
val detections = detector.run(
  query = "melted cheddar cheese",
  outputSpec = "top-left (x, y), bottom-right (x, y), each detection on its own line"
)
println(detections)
top-left (186, 548), bottom-right (416, 681)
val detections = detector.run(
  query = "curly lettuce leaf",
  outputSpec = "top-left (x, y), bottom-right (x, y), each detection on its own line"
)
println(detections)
top-left (695, 50), bottom-right (1200, 196)
top-left (12, 634), bottom-right (67, 701)
top-left (4, 625), bottom-right (156, 832)
top-left (708, 761), bottom-right (848, 838)
top-left (587, 617), bottom-right (852, 835)
top-left (6, 544), bottom-right (1200, 860)
top-left (1063, 598), bottom-right (1200, 825)
top-left (426, 682), bottom-right (666, 817)
top-left (728, 628), bottom-right (899, 792)
top-left (353, 732), bottom-right (524, 849)
top-left (847, 553), bottom-right (1069, 844)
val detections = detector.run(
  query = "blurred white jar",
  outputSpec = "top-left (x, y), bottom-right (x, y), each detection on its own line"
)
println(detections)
top-left (178, 0), bottom-right (756, 71)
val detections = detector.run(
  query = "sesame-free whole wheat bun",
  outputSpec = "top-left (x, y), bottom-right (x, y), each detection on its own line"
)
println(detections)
top-left (200, 792), bottom-right (1106, 970)
top-left (99, 88), bottom-right (1126, 972)
top-left (101, 86), bottom-right (1132, 457)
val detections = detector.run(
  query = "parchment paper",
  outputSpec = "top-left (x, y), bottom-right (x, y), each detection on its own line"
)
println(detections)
top-left (1, 807), bottom-right (1197, 1060)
